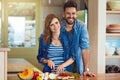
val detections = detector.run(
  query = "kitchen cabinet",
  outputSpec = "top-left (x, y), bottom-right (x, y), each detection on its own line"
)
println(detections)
top-left (106, 10), bottom-right (120, 59)
top-left (0, 48), bottom-right (10, 80)
top-left (106, 10), bottom-right (120, 58)
top-left (106, 1), bottom-right (120, 73)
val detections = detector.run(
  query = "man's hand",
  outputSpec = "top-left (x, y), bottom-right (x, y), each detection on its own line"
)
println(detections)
top-left (83, 70), bottom-right (96, 77)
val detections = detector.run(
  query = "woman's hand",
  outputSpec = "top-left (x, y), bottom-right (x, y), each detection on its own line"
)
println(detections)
top-left (47, 59), bottom-right (55, 69)
top-left (56, 64), bottom-right (64, 73)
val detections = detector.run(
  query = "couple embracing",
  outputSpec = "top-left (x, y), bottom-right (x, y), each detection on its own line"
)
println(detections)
top-left (37, 0), bottom-right (95, 77)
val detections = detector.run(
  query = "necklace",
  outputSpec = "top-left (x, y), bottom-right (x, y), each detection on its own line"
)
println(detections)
top-left (52, 39), bottom-right (61, 46)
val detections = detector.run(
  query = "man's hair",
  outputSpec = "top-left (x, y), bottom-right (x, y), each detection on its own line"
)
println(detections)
top-left (63, 0), bottom-right (77, 11)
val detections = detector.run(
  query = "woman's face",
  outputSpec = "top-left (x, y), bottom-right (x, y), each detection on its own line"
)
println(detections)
top-left (49, 18), bottom-right (61, 33)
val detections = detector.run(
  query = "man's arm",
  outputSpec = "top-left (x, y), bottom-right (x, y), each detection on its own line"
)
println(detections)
top-left (82, 49), bottom-right (96, 77)
top-left (82, 49), bottom-right (90, 71)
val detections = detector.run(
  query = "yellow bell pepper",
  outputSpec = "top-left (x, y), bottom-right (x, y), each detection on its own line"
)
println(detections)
top-left (36, 76), bottom-right (42, 80)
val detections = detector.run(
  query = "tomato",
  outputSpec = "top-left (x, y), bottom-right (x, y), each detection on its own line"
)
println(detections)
top-left (58, 72), bottom-right (72, 77)
top-left (32, 71), bottom-right (39, 80)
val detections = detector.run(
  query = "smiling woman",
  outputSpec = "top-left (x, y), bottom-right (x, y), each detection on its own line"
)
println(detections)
top-left (37, 14), bottom-right (74, 73)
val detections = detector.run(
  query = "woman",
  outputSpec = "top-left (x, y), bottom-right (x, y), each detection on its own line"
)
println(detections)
top-left (37, 14), bottom-right (74, 73)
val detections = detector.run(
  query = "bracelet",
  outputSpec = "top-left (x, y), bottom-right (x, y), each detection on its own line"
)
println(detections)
top-left (42, 58), bottom-right (48, 63)
top-left (41, 58), bottom-right (45, 63)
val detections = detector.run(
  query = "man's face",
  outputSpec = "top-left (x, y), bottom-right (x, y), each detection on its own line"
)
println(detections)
top-left (63, 7), bottom-right (78, 25)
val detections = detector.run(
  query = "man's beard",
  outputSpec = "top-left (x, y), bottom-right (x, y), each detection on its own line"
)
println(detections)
top-left (65, 17), bottom-right (75, 25)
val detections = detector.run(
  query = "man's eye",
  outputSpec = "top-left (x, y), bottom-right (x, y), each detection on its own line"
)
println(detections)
top-left (66, 12), bottom-right (70, 15)
top-left (72, 13), bottom-right (75, 15)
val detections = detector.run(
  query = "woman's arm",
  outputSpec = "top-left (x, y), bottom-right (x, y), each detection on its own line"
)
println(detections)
top-left (57, 58), bottom-right (74, 72)
top-left (61, 58), bottom-right (74, 67)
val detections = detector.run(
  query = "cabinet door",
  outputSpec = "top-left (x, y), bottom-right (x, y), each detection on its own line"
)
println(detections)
top-left (0, 0), bottom-right (41, 57)
top-left (0, 0), bottom-right (3, 46)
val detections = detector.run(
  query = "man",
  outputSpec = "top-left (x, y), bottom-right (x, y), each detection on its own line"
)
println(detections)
top-left (61, 0), bottom-right (95, 76)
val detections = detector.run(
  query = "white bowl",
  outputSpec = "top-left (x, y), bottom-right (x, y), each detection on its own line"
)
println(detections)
top-left (106, 47), bottom-right (115, 56)
top-left (107, 1), bottom-right (120, 10)
top-left (116, 48), bottom-right (120, 55)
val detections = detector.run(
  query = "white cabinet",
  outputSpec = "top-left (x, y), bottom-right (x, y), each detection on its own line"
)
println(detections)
top-left (88, 0), bottom-right (119, 74)
top-left (106, 10), bottom-right (120, 59)
top-left (0, 48), bottom-right (10, 80)
top-left (106, 0), bottom-right (120, 73)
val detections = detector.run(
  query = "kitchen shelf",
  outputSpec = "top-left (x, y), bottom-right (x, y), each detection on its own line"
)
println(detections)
top-left (106, 10), bottom-right (120, 14)
top-left (106, 55), bottom-right (120, 59)
top-left (106, 33), bottom-right (120, 37)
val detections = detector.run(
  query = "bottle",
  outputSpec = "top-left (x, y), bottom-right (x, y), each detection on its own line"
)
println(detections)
top-left (106, 65), bottom-right (110, 73)
top-left (118, 66), bottom-right (120, 73)
top-left (113, 65), bottom-right (120, 73)
top-left (106, 65), bottom-right (114, 73)
top-left (107, 65), bottom-right (120, 73)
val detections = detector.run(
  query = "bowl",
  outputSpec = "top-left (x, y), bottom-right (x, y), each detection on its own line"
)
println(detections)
top-left (116, 48), bottom-right (120, 55)
top-left (106, 24), bottom-right (120, 33)
top-left (107, 1), bottom-right (120, 10)
top-left (109, 24), bottom-right (120, 28)
top-left (106, 47), bottom-right (115, 56)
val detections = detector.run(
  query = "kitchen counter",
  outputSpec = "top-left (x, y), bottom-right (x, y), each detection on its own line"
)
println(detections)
top-left (79, 73), bottom-right (120, 80)
top-left (7, 58), bottom-right (39, 80)
top-left (8, 58), bottom-right (36, 73)
top-left (8, 73), bottom-right (120, 80)
top-left (7, 58), bottom-right (120, 80)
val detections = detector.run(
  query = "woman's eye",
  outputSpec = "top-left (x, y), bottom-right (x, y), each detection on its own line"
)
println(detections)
top-left (55, 22), bottom-right (58, 24)
top-left (50, 24), bottom-right (53, 26)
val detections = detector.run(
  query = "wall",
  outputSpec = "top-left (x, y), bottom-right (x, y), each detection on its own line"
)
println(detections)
top-left (8, 0), bottom-right (43, 70)
top-left (88, 0), bottom-right (106, 73)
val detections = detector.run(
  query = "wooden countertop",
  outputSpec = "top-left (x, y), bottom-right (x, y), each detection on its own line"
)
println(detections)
top-left (8, 58), bottom-right (36, 73)
top-left (79, 73), bottom-right (120, 80)
top-left (7, 58), bottom-right (120, 80)
top-left (8, 73), bottom-right (120, 80)
top-left (8, 58), bottom-right (42, 80)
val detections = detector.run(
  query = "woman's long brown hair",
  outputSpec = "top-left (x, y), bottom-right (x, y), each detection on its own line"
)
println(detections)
top-left (43, 14), bottom-right (61, 43)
